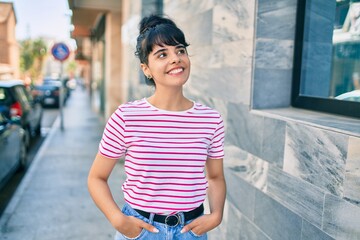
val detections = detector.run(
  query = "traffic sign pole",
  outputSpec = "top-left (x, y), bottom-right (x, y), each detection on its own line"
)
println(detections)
top-left (51, 43), bottom-right (70, 131)
top-left (59, 63), bottom-right (64, 131)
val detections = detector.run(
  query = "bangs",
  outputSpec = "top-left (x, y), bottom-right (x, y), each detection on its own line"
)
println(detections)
top-left (144, 24), bottom-right (189, 59)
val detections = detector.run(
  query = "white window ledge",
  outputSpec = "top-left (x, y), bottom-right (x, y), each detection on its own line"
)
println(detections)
top-left (251, 107), bottom-right (360, 137)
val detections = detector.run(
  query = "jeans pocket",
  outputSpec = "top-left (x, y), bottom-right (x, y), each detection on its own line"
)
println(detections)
top-left (189, 230), bottom-right (207, 239)
top-left (116, 204), bottom-right (150, 239)
top-left (114, 229), bottom-right (147, 240)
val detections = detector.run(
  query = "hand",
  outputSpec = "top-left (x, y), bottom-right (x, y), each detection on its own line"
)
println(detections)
top-left (181, 214), bottom-right (221, 236)
top-left (113, 215), bottom-right (159, 238)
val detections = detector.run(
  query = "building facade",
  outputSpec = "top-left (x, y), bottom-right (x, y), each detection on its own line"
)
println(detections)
top-left (0, 1), bottom-right (19, 80)
top-left (69, 0), bottom-right (360, 239)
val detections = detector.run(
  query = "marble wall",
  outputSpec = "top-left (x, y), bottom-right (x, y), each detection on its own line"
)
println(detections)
top-left (253, 0), bottom-right (296, 109)
top-left (120, 0), bottom-right (360, 239)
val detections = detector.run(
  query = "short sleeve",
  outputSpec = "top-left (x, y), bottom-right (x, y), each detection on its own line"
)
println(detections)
top-left (208, 115), bottom-right (225, 159)
top-left (98, 108), bottom-right (127, 159)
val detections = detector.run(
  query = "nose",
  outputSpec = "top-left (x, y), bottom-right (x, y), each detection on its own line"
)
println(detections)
top-left (171, 54), bottom-right (181, 64)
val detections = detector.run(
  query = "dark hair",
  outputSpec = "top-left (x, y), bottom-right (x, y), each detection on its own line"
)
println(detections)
top-left (135, 14), bottom-right (190, 85)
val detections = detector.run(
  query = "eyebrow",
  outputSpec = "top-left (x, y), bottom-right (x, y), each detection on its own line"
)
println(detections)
top-left (153, 48), bottom-right (166, 56)
top-left (152, 44), bottom-right (185, 56)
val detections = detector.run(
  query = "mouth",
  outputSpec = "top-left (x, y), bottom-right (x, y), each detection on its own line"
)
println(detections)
top-left (167, 67), bottom-right (184, 75)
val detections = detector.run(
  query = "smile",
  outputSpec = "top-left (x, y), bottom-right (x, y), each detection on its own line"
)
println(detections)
top-left (168, 68), bottom-right (184, 74)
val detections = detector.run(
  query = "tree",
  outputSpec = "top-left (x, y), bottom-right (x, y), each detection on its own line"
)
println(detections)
top-left (19, 38), bottom-right (47, 83)
top-left (66, 60), bottom-right (77, 76)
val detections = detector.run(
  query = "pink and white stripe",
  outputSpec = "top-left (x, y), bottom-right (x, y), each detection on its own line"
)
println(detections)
top-left (99, 98), bottom-right (225, 214)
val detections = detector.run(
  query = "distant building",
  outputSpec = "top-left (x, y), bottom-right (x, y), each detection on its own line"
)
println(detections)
top-left (0, 1), bottom-right (19, 80)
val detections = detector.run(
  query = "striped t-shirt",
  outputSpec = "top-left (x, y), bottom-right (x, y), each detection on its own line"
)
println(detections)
top-left (98, 98), bottom-right (225, 214)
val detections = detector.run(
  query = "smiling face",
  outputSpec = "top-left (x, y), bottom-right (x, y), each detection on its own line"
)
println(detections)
top-left (141, 44), bottom-right (191, 89)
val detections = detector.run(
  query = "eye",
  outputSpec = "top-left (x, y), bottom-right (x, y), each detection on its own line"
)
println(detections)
top-left (177, 48), bottom-right (186, 55)
top-left (158, 52), bottom-right (167, 58)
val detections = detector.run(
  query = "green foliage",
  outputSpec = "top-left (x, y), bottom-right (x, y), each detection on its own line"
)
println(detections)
top-left (19, 38), bottom-right (47, 81)
top-left (66, 60), bottom-right (77, 74)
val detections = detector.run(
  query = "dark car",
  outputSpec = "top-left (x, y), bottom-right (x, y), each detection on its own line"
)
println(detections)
top-left (0, 80), bottom-right (43, 148)
top-left (0, 111), bottom-right (27, 189)
top-left (32, 77), bottom-right (69, 107)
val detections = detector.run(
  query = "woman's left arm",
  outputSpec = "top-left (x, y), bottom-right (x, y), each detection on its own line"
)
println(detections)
top-left (205, 157), bottom-right (226, 225)
top-left (181, 158), bottom-right (226, 235)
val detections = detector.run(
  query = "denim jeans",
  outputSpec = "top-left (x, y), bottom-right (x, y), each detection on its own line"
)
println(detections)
top-left (114, 203), bottom-right (207, 240)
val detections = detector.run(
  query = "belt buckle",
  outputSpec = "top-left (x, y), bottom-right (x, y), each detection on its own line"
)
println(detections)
top-left (165, 214), bottom-right (180, 227)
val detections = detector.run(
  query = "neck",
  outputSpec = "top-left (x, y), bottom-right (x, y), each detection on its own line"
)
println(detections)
top-left (147, 88), bottom-right (192, 111)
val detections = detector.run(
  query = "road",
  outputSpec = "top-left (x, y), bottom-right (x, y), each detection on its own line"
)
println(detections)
top-left (0, 108), bottom-right (59, 216)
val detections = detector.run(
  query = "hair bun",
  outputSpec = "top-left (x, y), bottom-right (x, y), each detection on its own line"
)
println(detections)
top-left (139, 14), bottom-right (176, 34)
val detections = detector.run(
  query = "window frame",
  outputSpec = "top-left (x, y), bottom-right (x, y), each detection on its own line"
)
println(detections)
top-left (292, 0), bottom-right (360, 119)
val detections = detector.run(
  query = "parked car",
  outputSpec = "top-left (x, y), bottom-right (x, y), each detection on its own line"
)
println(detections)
top-left (32, 77), bottom-right (69, 107)
top-left (0, 80), bottom-right (43, 148)
top-left (0, 111), bottom-right (27, 189)
top-left (335, 90), bottom-right (360, 102)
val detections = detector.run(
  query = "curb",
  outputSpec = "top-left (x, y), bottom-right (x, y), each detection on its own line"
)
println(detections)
top-left (0, 115), bottom-right (61, 230)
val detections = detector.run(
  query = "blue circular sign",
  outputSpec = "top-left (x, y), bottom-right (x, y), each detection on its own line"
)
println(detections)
top-left (51, 42), bottom-right (70, 61)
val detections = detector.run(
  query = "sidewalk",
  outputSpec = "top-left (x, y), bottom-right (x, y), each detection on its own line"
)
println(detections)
top-left (0, 89), bottom-right (125, 240)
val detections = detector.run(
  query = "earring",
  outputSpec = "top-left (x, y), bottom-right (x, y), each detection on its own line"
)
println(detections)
top-left (146, 75), bottom-right (152, 79)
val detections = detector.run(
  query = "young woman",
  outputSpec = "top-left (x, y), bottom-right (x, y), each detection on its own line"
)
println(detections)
top-left (88, 14), bottom-right (226, 240)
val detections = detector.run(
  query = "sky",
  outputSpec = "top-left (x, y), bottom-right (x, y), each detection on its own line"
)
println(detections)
top-left (6, 0), bottom-right (73, 43)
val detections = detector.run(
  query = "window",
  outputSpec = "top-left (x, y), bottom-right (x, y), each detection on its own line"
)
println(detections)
top-left (292, 0), bottom-right (360, 118)
top-left (14, 86), bottom-right (31, 108)
top-left (0, 88), bottom-right (6, 101)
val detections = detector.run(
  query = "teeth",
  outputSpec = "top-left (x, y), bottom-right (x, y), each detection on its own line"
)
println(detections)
top-left (169, 68), bottom-right (183, 74)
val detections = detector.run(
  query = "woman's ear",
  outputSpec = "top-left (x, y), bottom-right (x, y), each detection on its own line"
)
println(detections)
top-left (141, 63), bottom-right (152, 79)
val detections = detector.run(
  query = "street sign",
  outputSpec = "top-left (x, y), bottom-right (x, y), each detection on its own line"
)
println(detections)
top-left (51, 42), bottom-right (70, 131)
top-left (51, 42), bottom-right (70, 62)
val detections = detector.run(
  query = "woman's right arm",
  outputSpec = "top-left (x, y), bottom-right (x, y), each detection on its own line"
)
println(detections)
top-left (87, 153), bottom-right (158, 237)
top-left (88, 153), bottom-right (123, 226)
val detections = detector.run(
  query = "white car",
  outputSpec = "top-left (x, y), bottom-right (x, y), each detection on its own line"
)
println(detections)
top-left (335, 90), bottom-right (360, 102)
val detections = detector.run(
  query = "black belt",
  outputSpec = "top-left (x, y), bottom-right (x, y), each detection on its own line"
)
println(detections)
top-left (134, 204), bottom-right (204, 226)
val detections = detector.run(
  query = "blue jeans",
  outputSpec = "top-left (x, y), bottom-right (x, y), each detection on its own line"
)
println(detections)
top-left (114, 203), bottom-right (207, 240)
